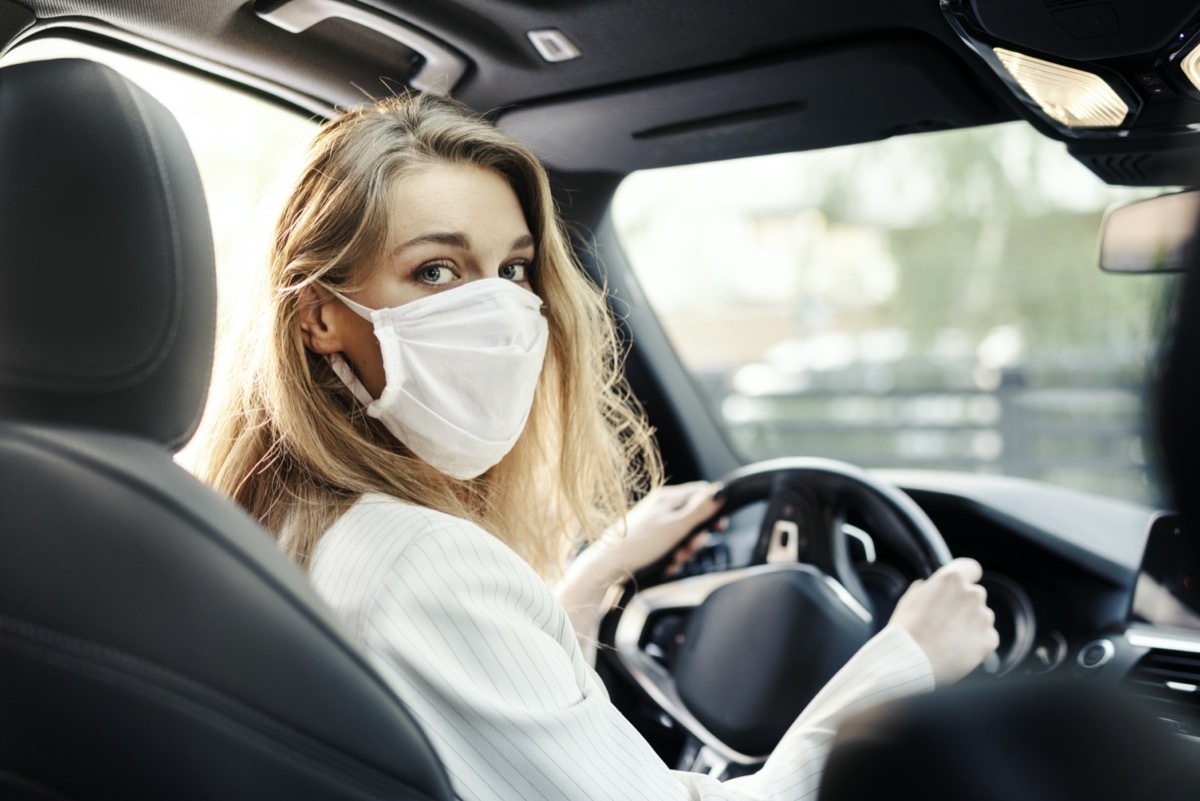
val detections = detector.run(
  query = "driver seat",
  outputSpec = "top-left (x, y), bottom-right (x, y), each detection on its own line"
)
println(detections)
top-left (0, 58), bottom-right (454, 801)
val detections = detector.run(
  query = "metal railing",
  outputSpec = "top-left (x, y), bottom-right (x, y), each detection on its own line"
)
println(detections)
top-left (699, 364), bottom-right (1156, 505)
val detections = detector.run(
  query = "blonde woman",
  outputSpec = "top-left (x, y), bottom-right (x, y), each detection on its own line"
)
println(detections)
top-left (199, 92), bottom-right (997, 801)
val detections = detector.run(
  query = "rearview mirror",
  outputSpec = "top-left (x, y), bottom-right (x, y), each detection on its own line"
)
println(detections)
top-left (1099, 190), bottom-right (1200, 274)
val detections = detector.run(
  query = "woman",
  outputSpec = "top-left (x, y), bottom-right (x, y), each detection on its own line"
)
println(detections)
top-left (198, 91), bottom-right (997, 800)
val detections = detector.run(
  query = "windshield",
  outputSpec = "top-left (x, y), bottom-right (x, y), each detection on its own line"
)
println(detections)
top-left (612, 123), bottom-right (1175, 506)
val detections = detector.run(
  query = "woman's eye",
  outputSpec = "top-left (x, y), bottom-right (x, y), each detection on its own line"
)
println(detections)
top-left (499, 261), bottom-right (530, 282)
top-left (416, 264), bottom-right (454, 285)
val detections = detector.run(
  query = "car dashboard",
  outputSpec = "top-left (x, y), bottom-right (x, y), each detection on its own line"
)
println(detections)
top-left (647, 469), bottom-right (1200, 740)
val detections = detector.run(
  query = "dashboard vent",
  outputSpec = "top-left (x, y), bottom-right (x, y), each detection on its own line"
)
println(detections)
top-left (1124, 649), bottom-right (1200, 727)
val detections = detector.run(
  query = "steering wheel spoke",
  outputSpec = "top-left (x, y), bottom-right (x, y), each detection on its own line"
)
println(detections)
top-left (756, 477), bottom-right (877, 617)
top-left (758, 477), bottom-right (824, 566)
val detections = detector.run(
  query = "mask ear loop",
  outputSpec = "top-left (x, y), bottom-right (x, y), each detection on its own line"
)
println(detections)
top-left (327, 353), bottom-right (377, 407)
top-left (319, 286), bottom-right (379, 406)
top-left (327, 288), bottom-right (377, 321)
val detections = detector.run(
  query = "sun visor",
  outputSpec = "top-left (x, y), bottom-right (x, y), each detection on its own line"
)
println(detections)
top-left (496, 38), bottom-right (1006, 173)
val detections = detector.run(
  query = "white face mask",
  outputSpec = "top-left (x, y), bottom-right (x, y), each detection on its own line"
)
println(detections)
top-left (328, 278), bottom-right (549, 480)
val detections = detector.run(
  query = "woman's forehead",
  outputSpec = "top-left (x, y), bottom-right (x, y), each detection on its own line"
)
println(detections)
top-left (386, 164), bottom-right (532, 251)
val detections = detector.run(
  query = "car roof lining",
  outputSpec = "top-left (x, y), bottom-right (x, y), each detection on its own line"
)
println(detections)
top-left (498, 33), bottom-right (1011, 172)
top-left (2, 0), bottom-right (1019, 166)
top-left (5, 0), bottom-right (1200, 183)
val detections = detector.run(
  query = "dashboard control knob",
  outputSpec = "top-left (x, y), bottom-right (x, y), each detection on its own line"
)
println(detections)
top-left (1076, 638), bottom-right (1115, 669)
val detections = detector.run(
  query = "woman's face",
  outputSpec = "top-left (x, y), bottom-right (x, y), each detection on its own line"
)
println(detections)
top-left (306, 162), bottom-right (537, 398)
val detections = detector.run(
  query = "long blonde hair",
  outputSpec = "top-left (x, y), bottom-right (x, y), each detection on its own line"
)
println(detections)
top-left (196, 92), bottom-right (662, 577)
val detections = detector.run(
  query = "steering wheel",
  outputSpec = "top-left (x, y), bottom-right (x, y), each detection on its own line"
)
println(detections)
top-left (608, 457), bottom-right (951, 770)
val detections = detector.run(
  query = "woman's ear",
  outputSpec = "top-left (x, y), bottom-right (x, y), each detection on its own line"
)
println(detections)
top-left (298, 284), bottom-right (345, 355)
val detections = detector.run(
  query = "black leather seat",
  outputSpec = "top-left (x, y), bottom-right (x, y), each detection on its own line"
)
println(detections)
top-left (0, 58), bottom-right (454, 801)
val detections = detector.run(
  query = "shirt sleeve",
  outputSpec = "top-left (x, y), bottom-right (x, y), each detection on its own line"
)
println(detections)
top-left (354, 511), bottom-right (934, 801)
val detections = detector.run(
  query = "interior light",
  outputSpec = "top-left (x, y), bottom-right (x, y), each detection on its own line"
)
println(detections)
top-left (993, 48), bottom-right (1128, 128)
top-left (1181, 44), bottom-right (1200, 95)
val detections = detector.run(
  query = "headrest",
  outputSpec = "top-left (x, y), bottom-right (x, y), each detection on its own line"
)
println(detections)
top-left (0, 58), bottom-right (215, 450)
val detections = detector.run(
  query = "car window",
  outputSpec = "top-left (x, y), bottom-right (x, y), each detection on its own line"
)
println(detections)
top-left (612, 123), bottom-right (1176, 506)
top-left (0, 37), bottom-right (319, 466)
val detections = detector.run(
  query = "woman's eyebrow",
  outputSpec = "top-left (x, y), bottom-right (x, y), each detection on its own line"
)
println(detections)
top-left (391, 232), bottom-right (534, 256)
top-left (394, 231), bottom-right (470, 254)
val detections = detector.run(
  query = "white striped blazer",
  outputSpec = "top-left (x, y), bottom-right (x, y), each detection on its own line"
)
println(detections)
top-left (310, 493), bottom-right (934, 801)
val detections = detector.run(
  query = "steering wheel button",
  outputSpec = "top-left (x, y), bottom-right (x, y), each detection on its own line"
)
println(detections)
top-left (766, 520), bottom-right (800, 563)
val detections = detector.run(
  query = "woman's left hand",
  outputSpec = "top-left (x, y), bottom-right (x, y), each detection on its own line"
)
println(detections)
top-left (557, 481), bottom-right (724, 665)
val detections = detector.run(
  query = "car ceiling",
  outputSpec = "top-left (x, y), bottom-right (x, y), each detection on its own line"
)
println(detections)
top-left (3, 0), bottom-right (1200, 182)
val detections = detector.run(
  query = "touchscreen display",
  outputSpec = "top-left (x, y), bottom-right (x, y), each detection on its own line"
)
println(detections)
top-left (1130, 515), bottom-right (1200, 631)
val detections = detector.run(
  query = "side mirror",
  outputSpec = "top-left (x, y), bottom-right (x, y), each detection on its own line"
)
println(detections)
top-left (1099, 190), bottom-right (1200, 274)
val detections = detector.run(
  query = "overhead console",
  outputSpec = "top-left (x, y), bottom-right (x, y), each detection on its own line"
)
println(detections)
top-left (496, 36), bottom-right (1008, 172)
top-left (942, 0), bottom-right (1200, 185)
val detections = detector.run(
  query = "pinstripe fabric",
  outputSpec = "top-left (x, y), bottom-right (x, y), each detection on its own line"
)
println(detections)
top-left (310, 493), bottom-right (935, 801)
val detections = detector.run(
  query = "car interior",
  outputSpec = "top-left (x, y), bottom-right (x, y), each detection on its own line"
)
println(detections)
top-left (3, 0), bottom-right (1200, 798)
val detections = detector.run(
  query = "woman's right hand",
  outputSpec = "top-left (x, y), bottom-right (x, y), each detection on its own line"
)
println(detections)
top-left (888, 557), bottom-right (1000, 686)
